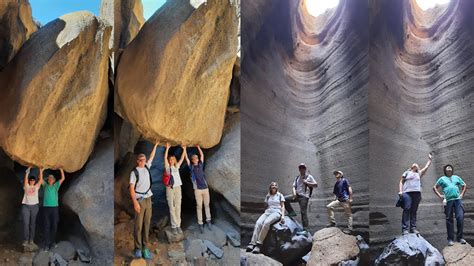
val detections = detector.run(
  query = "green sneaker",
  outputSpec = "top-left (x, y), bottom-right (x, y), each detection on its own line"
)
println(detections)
top-left (142, 247), bottom-right (152, 260)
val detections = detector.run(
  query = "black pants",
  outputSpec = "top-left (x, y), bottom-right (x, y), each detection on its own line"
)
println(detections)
top-left (401, 192), bottom-right (421, 231)
top-left (43, 207), bottom-right (59, 248)
top-left (284, 195), bottom-right (309, 228)
top-left (445, 199), bottom-right (464, 241)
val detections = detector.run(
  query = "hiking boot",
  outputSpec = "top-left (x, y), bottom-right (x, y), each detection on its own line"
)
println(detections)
top-left (459, 239), bottom-right (467, 244)
top-left (28, 240), bottom-right (34, 245)
top-left (448, 240), bottom-right (454, 246)
top-left (172, 227), bottom-right (178, 234)
top-left (134, 249), bottom-right (142, 259)
top-left (49, 243), bottom-right (58, 250)
top-left (206, 221), bottom-right (213, 231)
top-left (326, 222), bottom-right (336, 228)
top-left (142, 247), bottom-right (152, 260)
top-left (22, 241), bottom-right (28, 247)
top-left (343, 228), bottom-right (352, 234)
top-left (287, 212), bottom-right (297, 217)
top-left (199, 224), bottom-right (204, 234)
top-left (410, 228), bottom-right (420, 234)
top-left (251, 244), bottom-right (261, 254)
top-left (402, 230), bottom-right (409, 235)
top-left (246, 244), bottom-right (255, 252)
top-left (177, 227), bottom-right (183, 234)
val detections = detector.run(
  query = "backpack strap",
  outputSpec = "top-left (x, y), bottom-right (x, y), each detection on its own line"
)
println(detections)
top-left (133, 165), bottom-right (152, 195)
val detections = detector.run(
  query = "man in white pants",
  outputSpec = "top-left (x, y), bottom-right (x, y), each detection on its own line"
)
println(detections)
top-left (164, 143), bottom-right (186, 234)
top-left (327, 170), bottom-right (353, 233)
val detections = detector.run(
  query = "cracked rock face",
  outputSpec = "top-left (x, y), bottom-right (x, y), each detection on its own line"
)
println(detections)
top-left (0, 0), bottom-right (37, 70)
top-left (115, 0), bottom-right (239, 148)
top-left (241, 0), bottom-right (368, 234)
top-left (369, 0), bottom-right (474, 251)
top-left (0, 11), bottom-right (111, 172)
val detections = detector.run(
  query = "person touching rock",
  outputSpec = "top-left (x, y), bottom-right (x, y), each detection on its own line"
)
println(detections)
top-left (42, 168), bottom-right (65, 250)
top-left (21, 166), bottom-right (43, 250)
top-left (164, 142), bottom-right (186, 235)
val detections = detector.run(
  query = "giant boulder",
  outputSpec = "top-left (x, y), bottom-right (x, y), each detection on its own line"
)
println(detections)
top-left (115, 0), bottom-right (239, 148)
top-left (205, 112), bottom-right (240, 211)
top-left (0, 0), bottom-right (37, 70)
top-left (0, 11), bottom-right (111, 172)
top-left (308, 227), bottom-right (360, 265)
top-left (442, 242), bottom-right (474, 265)
top-left (63, 138), bottom-right (114, 264)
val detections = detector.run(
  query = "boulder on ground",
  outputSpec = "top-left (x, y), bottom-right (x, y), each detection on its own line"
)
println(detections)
top-left (0, 11), bottom-right (111, 172)
top-left (115, 0), bottom-right (238, 148)
top-left (374, 233), bottom-right (444, 265)
top-left (240, 249), bottom-right (282, 266)
top-left (205, 112), bottom-right (240, 211)
top-left (63, 139), bottom-right (114, 264)
top-left (51, 241), bottom-right (76, 261)
top-left (442, 242), bottom-right (474, 265)
top-left (261, 216), bottom-right (312, 265)
top-left (309, 227), bottom-right (360, 265)
top-left (0, 0), bottom-right (38, 69)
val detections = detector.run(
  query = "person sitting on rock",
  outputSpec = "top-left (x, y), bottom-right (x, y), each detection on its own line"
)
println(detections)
top-left (42, 168), bottom-right (65, 251)
top-left (129, 142), bottom-right (158, 260)
top-left (398, 153), bottom-right (432, 235)
top-left (21, 166), bottom-right (43, 250)
top-left (164, 142), bottom-right (186, 235)
top-left (433, 164), bottom-right (467, 246)
top-left (326, 170), bottom-right (353, 233)
top-left (246, 181), bottom-right (285, 254)
top-left (284, 163), bottom-right (317, 231)
top-left (184, 145), bottom-right (212, 233)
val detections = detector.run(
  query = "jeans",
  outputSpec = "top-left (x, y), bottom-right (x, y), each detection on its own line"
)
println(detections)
top-left (250, 210), bottom-right (281, 245)
top-left (401, 192), bottom-right (421, 231)
top-left (284, 194), bottom-right (309, 228)
top-left (134, 197), bottom-right (152, 250)
top-left (445, 199), bottom-right (464, 241)
top-left (43, 207), bottom-right (59, 247)
top-left (166, 186), bottom-right (182, 228)
top-left (195, 188), bottom-right (211, 225)
top-left (327, 200), bottom-right (353, 230)
top-left (22, 204), bottom-right (39, 241)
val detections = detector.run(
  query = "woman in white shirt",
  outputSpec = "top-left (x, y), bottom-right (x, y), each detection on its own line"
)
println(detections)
top-left (246, 181), bottom-right (285, 254)
top-left (399, 153), bottom-right (432, 235)
top-left (21, 166), bottom-right (43, 248)
top-left (164, 143), bottom-right (186, 235)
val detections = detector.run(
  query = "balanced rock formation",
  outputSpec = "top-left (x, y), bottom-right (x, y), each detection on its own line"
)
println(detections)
top-left (374, 233), bottom-right (444, 265)
top-left (63, 139), bottom-right (114, 264)
top-left (442, 242), bottom-right (474, 265)
top-left (369, 0), bottom-right (474, 250)
top-left (241, 0), bottom-right (369, 235)
top-left (308, 227), bottom-right (360, 265)
top-left (205, 112), bottom-right (240, 211)
top-left (115, 0), bottom-right (239, 148)
top-left (0, 0), bottom-right (37, 69)
top-left (0, 11), bottom-right (111, 172)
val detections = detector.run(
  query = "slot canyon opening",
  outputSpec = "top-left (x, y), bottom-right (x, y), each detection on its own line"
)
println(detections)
top-left (414, 0), bottom-right (450, 11)
top-left (0, 164), bottom-right (92, 260)
top-left (304, 0), bottom-right (339, 18)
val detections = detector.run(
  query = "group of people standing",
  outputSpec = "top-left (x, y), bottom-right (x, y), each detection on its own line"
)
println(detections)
top-left (400, 153), bottom-right (467, 246)
top-left (21, 167), bottom-right (66, 251)
top-left (129, 143), bottom-right (212, 260)
top-left (246, 163), bottom-right (353, 254)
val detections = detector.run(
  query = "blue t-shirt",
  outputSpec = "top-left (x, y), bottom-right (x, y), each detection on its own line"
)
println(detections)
top-left (190, 162), bottom-right (207, 189)
top-left (435, 175), bottom-right (465, 201)
top-left (333, 178), bottom-right (350, 202)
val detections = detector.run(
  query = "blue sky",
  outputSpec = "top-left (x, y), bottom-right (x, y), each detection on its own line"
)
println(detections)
top-left (30, 0), bottom-right (166, 25)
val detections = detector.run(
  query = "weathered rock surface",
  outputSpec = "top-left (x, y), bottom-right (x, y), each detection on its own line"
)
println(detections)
top-left (50, 241), bottom-right (76, 261)
top-left (309, 227), bottom-right (360, 265)
top-left (0, 0), bottom-right (37, 70)
top-left (240, 249), bottom-right (282, 266)
top-left (0, 167), bottom-right (22, 227)
top-left (369, 0), bottom-right (474, 251)
top-left (442, 242), bottom-right (474, 265)
top-left (374, 233), bottom-right (444, 265)
top-left (63, 139), bottom-right (114, 264)
top-left (115, 0), bottom-right (239, 148)
top-left (205, 112), bottom-right (240, 211)
top-left (241, 0), bottom-right (369, 237)
top-left (0, 11), bottom-right (111, 172)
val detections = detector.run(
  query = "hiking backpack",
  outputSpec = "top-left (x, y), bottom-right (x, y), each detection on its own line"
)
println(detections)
top-left (163, 166), bottom-right (175, 188)
top-left (132, 165), bottom-right (152, 195)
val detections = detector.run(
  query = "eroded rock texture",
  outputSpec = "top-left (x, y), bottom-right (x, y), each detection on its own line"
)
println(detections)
top-left (241, 0), bottom-right (369, 238)
top-left (0, 11), bottom-right (111, 172)
top-left (369, 0), bottom-right (474, 251)
top-left (0, 0), bottom-right (37, 70)
top-left (115, 0), bottom-right (239, 148)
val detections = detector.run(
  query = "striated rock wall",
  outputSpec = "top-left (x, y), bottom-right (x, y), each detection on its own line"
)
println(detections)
top-left (369, 0), bottom-right (474, 252)
top-left (241, 0), bottom-right (369, 236)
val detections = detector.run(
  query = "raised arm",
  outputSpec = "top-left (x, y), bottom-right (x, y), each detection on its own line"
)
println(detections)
top-left (184, 146), bottom-right (190, 166)
top-left (164, 142), bottom-right (170, 169)
top-left (148, 142), bottom-right (159, 165)
top-left (178, 145), bottom-right (186, 167)
top-left (37, 167), bottom-right (44, 186)
top-left (59, 168), bottom-right (66, 185)
top-left (420, 153), bottom-right (433, 177)
top-left (24, 166), bottom-right (32, 188)
top-left (197, 144), bottom-right (204, 163)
